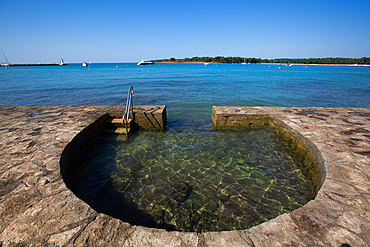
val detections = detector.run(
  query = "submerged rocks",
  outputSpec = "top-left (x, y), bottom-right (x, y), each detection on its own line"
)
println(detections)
top-left (1, 106), bottom-right (370, 246)
top-left (169, 182), bottom-right (192, 205)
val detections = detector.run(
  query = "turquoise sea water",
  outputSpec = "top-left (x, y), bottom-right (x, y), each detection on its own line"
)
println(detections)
top-left (4, 63), bottom-right (369, 231)
top-left (1, 63), bottom-right (369, 120)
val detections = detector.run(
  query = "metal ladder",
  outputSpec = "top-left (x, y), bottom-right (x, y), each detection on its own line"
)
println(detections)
top-left (122, 86), bottom-right (134, 137)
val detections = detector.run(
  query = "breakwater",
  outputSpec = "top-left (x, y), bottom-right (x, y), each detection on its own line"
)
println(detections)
top-left (7, 63), bottom-right (68, 66)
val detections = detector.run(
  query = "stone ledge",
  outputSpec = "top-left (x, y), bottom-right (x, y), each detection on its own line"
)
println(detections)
top-left (0, 106), bottom-right (369, 246)
top-left (108, 105), bottom-right (166, 130)
top-left (212, 106), bottom-right (326, 194)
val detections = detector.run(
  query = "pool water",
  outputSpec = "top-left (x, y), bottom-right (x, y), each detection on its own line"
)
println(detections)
top-left (69, 120), bottom-right (314, 232)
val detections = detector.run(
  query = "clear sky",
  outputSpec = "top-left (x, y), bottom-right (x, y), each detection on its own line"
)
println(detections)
top-left (1, 0), bottom-right (369, 63)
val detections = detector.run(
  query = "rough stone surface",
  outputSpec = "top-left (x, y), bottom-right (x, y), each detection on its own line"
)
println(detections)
top-left (0, 105), bottom-right (369, 246)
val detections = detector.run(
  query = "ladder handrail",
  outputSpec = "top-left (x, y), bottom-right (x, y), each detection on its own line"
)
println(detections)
top-left (122, 86), bottom-right (134, 136)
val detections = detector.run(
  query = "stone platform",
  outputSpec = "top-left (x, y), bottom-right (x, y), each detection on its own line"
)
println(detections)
top-left (0, 105), bottom-right (369, 246)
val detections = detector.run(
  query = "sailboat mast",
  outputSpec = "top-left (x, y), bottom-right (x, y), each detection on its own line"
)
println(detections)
top-left (1, 49), bottom-right (10, 65)
top-left (81, 44), bottom-right (86, 63)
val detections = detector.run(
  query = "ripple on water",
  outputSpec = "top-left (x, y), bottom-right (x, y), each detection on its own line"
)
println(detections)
top-left (70, 122), bottom-right (315, 232)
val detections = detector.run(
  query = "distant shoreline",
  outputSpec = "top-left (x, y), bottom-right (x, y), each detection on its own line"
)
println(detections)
top-left (153, 56), bottom-right (370, 66)
top-left (155, 61), bottom-right (370, 66)
top-left (261, 63), bottom-right (370, 67)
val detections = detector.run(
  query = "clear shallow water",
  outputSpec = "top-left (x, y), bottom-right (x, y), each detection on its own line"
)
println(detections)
top-left (70, 123), bottom-right (314, 232)
top-left (1, 63), bottom-right (369, 121)
top-left (3, 63), bottom-right (368, 230)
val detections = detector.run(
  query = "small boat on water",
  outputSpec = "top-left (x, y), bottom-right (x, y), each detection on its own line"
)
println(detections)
top-left (81, 44), bottom-right (89, 67)
top-left (137, 60), bottom-right (155, 65)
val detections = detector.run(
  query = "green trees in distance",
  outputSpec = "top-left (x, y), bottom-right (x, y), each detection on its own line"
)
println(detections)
top-left (154, 57), bottom-right (370, 65)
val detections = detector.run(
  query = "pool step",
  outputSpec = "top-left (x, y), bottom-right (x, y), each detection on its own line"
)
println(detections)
top-left (104, 118), bottom-right (132, 134)
top-left (104, 127), bottom-right (130, 134)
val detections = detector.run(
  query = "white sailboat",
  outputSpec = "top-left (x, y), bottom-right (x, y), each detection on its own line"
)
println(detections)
top-left (1, 49), bottom-right (10, 67)
top-left (241, 57), bottom-right (247, 65)
top-left (81, 44), bottom-right (89, 67)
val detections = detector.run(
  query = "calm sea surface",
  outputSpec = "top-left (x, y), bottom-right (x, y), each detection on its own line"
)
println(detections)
top-left (4, 63), bottom-right (369, 231)
top-left (1, 63), bottom-right (369, 121)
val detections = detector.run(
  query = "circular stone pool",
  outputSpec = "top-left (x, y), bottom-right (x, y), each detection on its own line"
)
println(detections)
top-left (65, 120), bottom-right (315, 232)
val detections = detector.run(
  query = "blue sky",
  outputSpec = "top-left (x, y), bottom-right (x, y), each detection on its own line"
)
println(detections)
top-left (1, 0), bottom-right (369, 63)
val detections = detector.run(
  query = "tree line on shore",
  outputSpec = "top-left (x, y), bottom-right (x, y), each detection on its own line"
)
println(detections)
top-left (154, 56), bottom-right (370, 65)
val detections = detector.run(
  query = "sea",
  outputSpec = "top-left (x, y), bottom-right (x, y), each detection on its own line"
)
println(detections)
top-left (1, 63), bottom-right (369, 121)
top-left (2, 63), bottom-right (369, 231)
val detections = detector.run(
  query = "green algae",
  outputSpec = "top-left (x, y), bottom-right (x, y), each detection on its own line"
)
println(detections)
top-left (71, 123), bottom-right (315, 232)
top-left (110, 125), bottom-right (314, 231)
